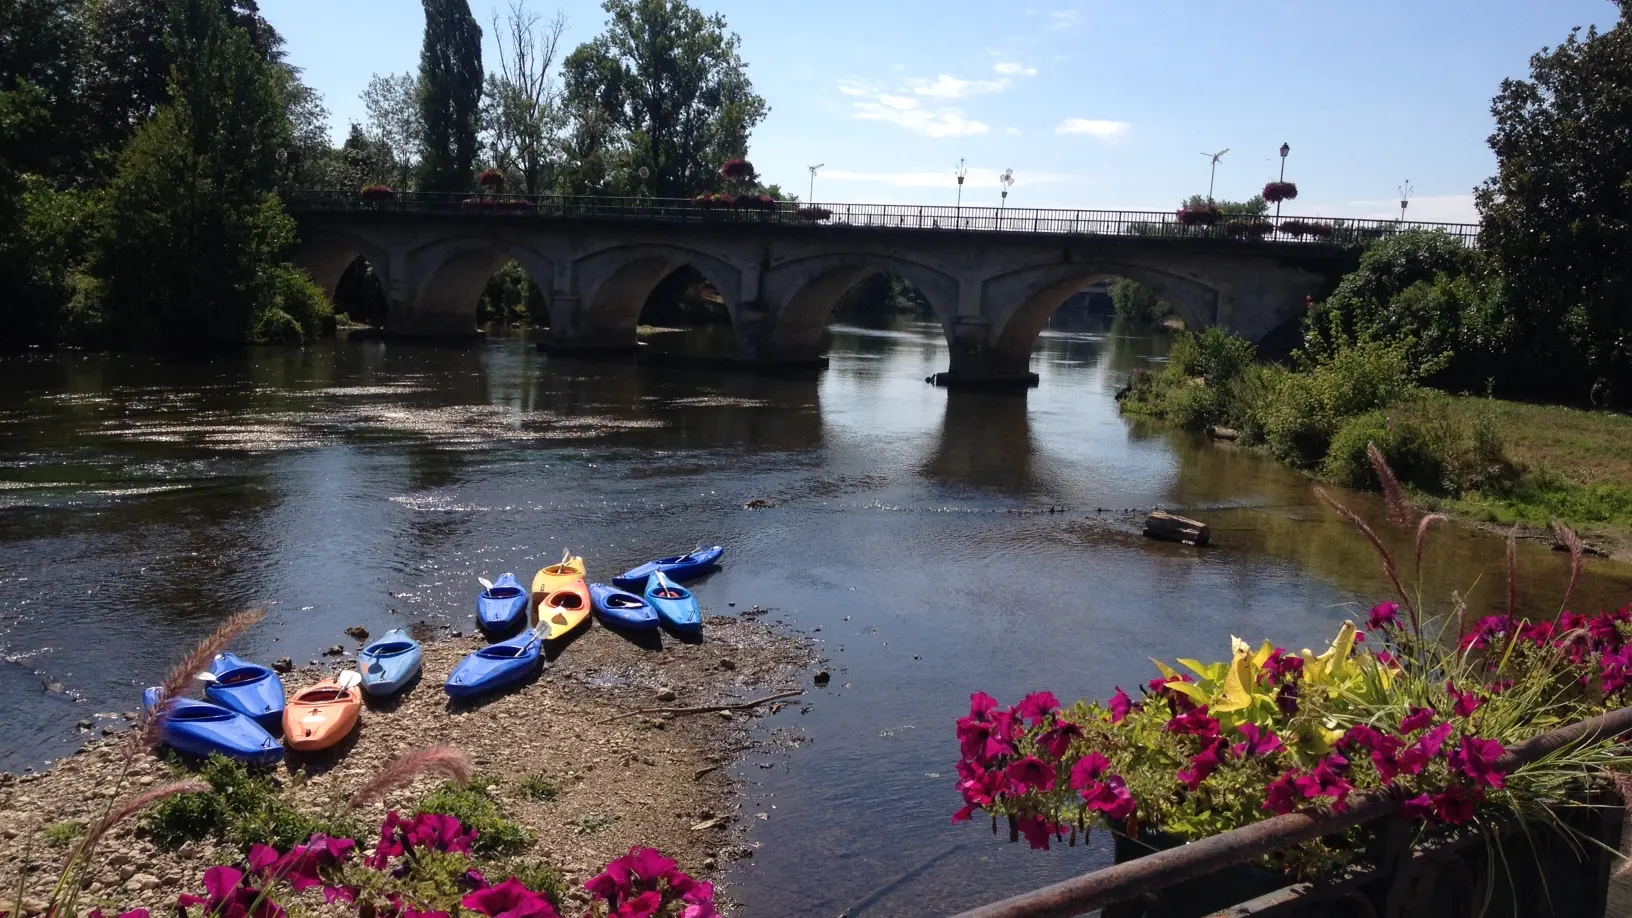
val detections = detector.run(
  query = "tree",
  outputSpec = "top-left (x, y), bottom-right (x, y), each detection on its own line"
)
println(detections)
top-left (1476, 1), bottom-right (1632, 402)
top-left (484, 1), bottom-right (565, 196)
top-left (82, 0), bottom-right (326, 344)
top-left (1109, 278), bottom-right (1172, 323)
top-left (1181, 194), bottom-right (1268, 217)
top-left (562, 0), bottom-right (768, 199)
top-left (362, 72), bottom-right (423, 188)
top-left (417, 0), bottom-right (484, 192)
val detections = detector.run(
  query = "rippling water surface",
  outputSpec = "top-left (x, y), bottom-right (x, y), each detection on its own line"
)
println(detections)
top-left (2, 320), bottom-right (1629, 917)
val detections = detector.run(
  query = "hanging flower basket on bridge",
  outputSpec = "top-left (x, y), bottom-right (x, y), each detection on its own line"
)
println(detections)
top-left (720, 158), bottom-right (756, 181)
top-left (796, 206), bottom-right (833, 222)
top-left (1224, 219), bottom-right (1273, 239)
top-left (1280, 219), bottom-right (1335, 239)
top-left (1176, 205), bottom-right (1222, 227)
top-left (359, 185), bottom-right (396, 203)
top-left (1262, 181), bottom-right (1299, 204)
top-left (478, 168), bottom-right (508, 190)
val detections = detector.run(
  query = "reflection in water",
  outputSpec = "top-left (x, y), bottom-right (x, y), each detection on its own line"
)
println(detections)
top-left (0, 322), bottom-right (1628, 917)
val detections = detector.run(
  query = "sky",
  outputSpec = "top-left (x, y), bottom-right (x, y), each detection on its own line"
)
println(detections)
top-left (267, 0), bottom-right (1621, 223)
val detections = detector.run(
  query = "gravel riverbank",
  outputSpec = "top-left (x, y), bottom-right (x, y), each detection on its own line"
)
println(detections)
top-left (0, 615), bottom-right (816, 914)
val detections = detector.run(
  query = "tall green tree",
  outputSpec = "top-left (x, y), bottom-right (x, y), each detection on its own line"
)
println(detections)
top-left (363, 72), bottom-right (422, 189)
top-left (417, 0), bottom-right (484, 192)
top-left (483, 1), bottom-right (565, 196)
top-left (562, 0), bottom-right (767, 199)
top-left (82, 0), bottom-right (325, 344)
top-left (1476, 0), bottom-right (1632, 402)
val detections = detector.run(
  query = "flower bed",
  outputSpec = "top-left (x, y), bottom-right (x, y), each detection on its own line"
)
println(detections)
top-left (1224, 219), bottom-right (1272, 239)
top-left (478, 168), bottom-right (508, 190)
top-left (953, 449), bottom-right (1632, 883)
top-left (360, 186), bottom-right (396, 204)
top-left (795, 206), bottom-right (832, 223)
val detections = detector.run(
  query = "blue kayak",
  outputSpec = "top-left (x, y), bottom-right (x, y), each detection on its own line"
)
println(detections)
top-left (477, 573), bottom-right (530, 638)
top-left (590, 583), bottom-right (660, 631)
top-left (645, 574), bottom-right (702, 633)
top-left (359, 629), bottom-right (423, 696)
top-left (205, 652), bottom-right (286, 732)
top-left (613, 545), bottom-right (725, 591)
top-left (142, 687), bottom-right (284, 766)
top-left (445, 629), bottom-right (542, 700)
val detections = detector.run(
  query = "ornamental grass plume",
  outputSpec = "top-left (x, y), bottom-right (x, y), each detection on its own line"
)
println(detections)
top-left (1554, 520), bottom-right (1586, 613)
top-left (349, 747), bottom-right (474, 807)
top-left (128, 609), bottom-right (267, 758)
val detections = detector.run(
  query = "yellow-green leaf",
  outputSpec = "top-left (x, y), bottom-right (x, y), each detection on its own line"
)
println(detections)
top-left (1151, 658), bottom-right (1180, 681)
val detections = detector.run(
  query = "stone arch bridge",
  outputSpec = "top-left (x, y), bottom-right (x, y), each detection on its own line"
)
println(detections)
top-left (289, 195), bottom-right (1467, 387)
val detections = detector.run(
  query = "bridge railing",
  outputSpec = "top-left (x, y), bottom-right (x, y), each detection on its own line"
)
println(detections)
top-left (286, 190), bottom-right (1481, 246)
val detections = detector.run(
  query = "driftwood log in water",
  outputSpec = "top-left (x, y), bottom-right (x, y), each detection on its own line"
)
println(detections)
top-left (1144, 510), bottom-right (1211, 547)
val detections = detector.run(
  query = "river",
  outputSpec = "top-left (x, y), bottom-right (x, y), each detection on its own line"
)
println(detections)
top-left (2, 319), bottom-right (1629, 916)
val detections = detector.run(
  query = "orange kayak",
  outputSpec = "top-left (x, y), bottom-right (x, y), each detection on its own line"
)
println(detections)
top-left (283, 674), bottom-right (362, 751)
top-left (532, 556), bottom-right (591, 640)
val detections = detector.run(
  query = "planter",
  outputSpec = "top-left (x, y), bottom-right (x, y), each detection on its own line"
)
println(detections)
top-left (1106, 828), bottom-right (1288, 918)
top-left (478, 168), bottom-right (507, 190)
top-left (359, 185), bottom-right (395, 204)
top-left (1176, 206), bottom-right (1221, 227)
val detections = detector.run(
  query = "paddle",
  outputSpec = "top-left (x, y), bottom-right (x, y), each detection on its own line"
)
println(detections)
top-left (336, 670), bottom-right (363, 690)
top-left (478, 576), bottom-right (494, 591)
top-left (654, 571), bottom-right (683, 600)
top-left (194, 671), bottom-right (219, 684)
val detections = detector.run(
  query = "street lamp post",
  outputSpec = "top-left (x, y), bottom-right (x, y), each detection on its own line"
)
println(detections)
top-left (1398, 179), bottom-right (1414, 222)
top-left (807, 163), bottom-right (823, 204)
top-left (1202, 148), bottom-right (1229, 203)
top-left (999, 168), bottom-right (1014, 209)
top-left (955, 159), bottom-right (968, 209)
top-left (1277, 142), bottom-right (1290, 218)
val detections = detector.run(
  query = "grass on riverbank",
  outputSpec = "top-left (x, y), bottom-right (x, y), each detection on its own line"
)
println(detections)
top-left (1121, 329), bottom-right (1632, 555)
top-left (1412, 398), bottom-right (1632, 550)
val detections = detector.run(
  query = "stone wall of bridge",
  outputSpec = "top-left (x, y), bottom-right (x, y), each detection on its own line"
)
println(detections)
top-left (291, 213), bottom-right (1351, 388)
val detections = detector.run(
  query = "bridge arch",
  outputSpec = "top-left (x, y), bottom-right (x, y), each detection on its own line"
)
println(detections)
top-left (292, 230), bottom-right (395, 302)
top-left (570, 244), bottom-right (743, 347)
top-left (761, 253), bottom-right (959, 360)
top-left (408, 237), bottom-right (560, 336)
top-left (984, 262), bottom-right (1222, 369)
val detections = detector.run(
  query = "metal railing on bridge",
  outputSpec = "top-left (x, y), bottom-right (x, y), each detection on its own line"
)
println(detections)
top-left (285, 190), bottom-right (1481, 247)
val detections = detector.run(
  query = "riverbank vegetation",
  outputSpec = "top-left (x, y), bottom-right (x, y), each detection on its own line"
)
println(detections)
top-left (2, 0), bottom-right (775, 348)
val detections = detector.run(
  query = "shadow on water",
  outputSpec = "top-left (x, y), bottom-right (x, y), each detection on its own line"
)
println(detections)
top-left (1, 326), bottom-right (1630, 915)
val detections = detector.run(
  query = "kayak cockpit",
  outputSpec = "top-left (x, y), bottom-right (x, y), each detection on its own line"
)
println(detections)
top-left (365, 641), bottom-right (416, 658)
top-left (170, 706), bottom-right (235, 722)
top-left (294, 688), bottom-right (353, 704)
top-left (216, 667), bottom-right (268, 686)
top-left (482, 585), bottom-right (524, 600)
top-left (546, 591), bottom-right (584, 609)
top-left (478, 644), bottom-right (530, 659)
top-left (654, 588), bottom-right (688, 600)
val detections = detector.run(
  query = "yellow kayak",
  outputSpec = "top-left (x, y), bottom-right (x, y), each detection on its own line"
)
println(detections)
top-left (532, 555), bottom-right (591, 640)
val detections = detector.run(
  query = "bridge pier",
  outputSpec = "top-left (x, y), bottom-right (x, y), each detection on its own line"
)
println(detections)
top-left (928, 318), bottom-right (1039, 392)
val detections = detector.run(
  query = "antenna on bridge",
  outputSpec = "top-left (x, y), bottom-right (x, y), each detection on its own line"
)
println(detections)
top-left (1200, 148), bottom-right (1229, 203)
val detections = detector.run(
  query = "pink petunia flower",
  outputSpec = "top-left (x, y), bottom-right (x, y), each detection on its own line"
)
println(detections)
top-left (1263, 772), bottom-right (1300, 815)
top-left (1005, 756), bottom-right (1057, 794)
top-left (1178, 740), bottom-right (1224, 790)
top-left (1432, 785), bottom-right (1478, 825)
top-left (1015, 691), bottom-right (1061, 725)
top-left (461, 877), bottom-right (560, 918)
top-left (1367, 602), bottom-right (1400, 630)
top-left (1399, 706), bottom-right (1436, 734)
top-left (1294, 759), bottom-right (1354, 811)
top-left (1069, 752), bottom-right (1112, 795)
top-left (1083, 774), bottom-right (1136, 820)
top-left (1448, 682), bottom-right (1482, 717)
top-left (1108, 687), bottom-right (1134, 723)
top-left (1400, 793), bottom-right (1434, 821)
top-left (1449, 736), bottom-right (1507, 789)
top-left (1036, 720), bottom-right (1084, 760)
top-left (1164, 706), bottom-right (1221, 739)
top-left (1233, 723), bottom-right (1285, 758)
top-left (1015, 814), bottom-right (1057, 850)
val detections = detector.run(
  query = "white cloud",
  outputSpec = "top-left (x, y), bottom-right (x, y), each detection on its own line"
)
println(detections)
top-left (909, 74), bottom-right (1009, 99)
top-left (825, 169), bottom-right (1073, 188)
top-left (1049, 9), bottom-right (1079, 30)
top-left (1055, 118), bottom-right (1131, 139)
top-left (994, 62), bottom-right (1038, 77)
top-left (1005, 126), bottom-right (1023, 136)
top-left (839, 79), bottom-right (992, 138)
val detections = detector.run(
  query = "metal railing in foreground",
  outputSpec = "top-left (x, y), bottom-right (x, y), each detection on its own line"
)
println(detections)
top-left (286, 190), bottom-right (1481, 246)
top-left (946, 703), bottom-right (1632, 918)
